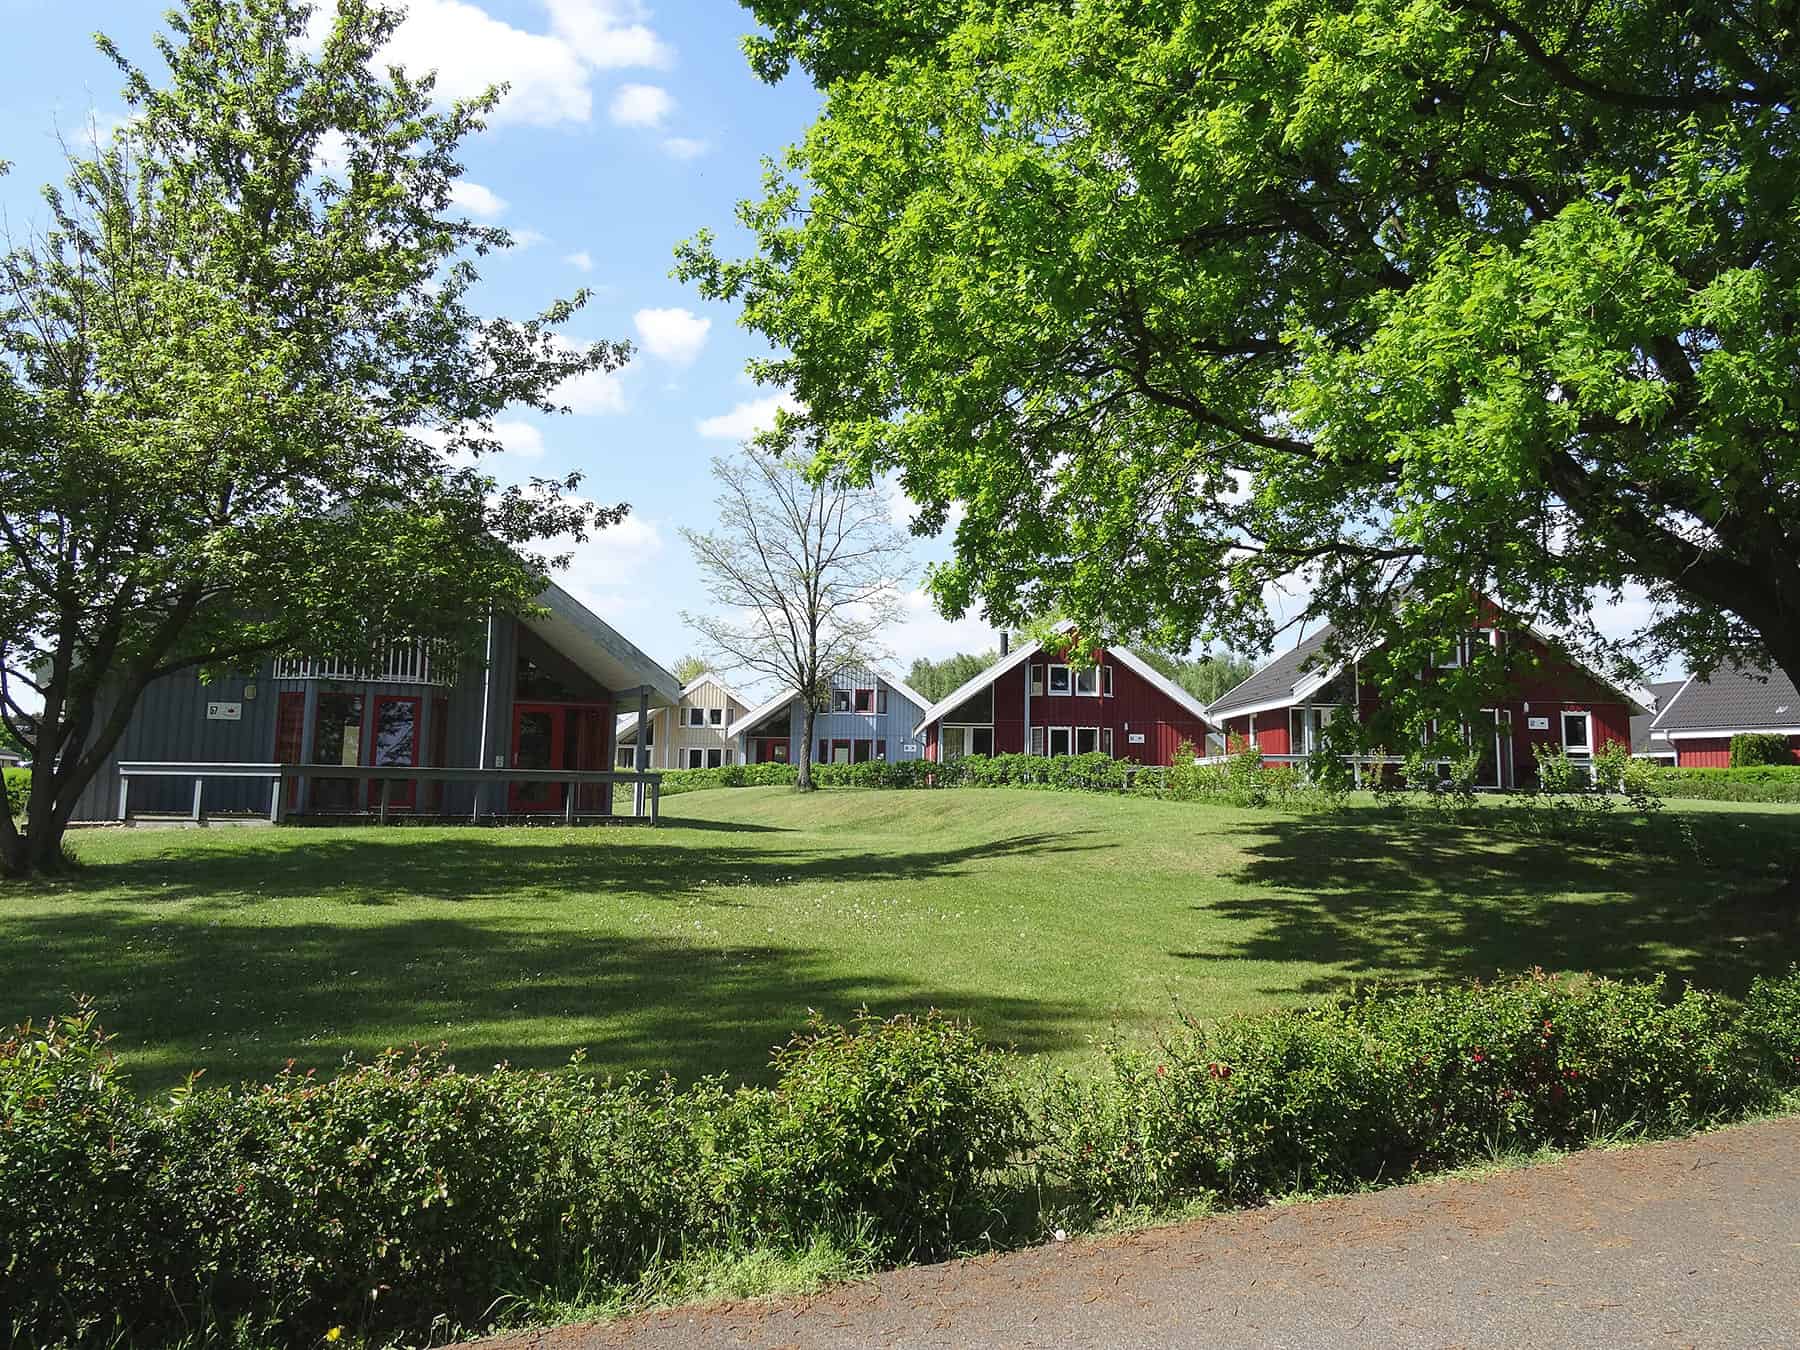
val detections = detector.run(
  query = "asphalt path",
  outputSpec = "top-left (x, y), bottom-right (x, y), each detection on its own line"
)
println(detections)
top-left (482, 1115), bottom-right (1800, 1349)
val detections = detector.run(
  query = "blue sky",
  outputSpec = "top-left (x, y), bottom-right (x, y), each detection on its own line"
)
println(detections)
top-left (0, 0), bottom-right (1006, 689)
top-left (1, 0), bottom-right (1669, 687)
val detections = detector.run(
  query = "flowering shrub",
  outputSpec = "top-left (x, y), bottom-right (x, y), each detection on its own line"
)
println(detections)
top-left (1035, 970), bottom-right (1800, 1215)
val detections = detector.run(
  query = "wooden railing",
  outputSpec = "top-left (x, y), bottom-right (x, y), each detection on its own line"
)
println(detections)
top-left (272, 642), bottom-right (453, 686)
top-left (115, 762), bottom-right (662, 825)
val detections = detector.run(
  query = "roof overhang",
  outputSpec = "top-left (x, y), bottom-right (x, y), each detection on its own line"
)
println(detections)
top-left (524, 582), bottom-right (680, 707)
top-left (1659, 726), bottom-right (1800, 740)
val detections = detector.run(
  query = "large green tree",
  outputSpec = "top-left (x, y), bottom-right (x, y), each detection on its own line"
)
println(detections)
top-left (0, 0), bottom-right (626, 876)
top-left (685, 0), bottom-right (1800, 696)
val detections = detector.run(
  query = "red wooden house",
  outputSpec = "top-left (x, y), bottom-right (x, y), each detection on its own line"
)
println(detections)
top-left (911, 629), bottom-right (1214, 764)
top-left (1207, 601), bottom-right (1655, 788)
top-left (1643, 664), bottom-right (1800, 766)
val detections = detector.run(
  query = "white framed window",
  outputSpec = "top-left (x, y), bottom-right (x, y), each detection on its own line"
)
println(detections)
top-left (1048, 726), bottom-right (1072, 756)
top-left (1561, 709), bottom-right (1592, 756)
top-left (1074, 727), bottom-right (1099, 754)
top-left (1048, 665), bottom-right (1072, 695)
top-left (685, 748), bottom-right (706, 768)
top-left (687, 707), bottom-right (706, 727)
top-left (706, 748), bottom-right (723, 768)
top-left (709, 707), bottom-right (724, 725)
top-left (1100, 727), bottom-right (1114, 756)
top-left (1102, 666), bottom-right (1114, 697)
top-left (832, 688), bottom-right (852, 713)
top-left (941, 726), bottom-right (967, 760)
top-left (1029, 725), bottom-right (1046, 756)
top-left (1029, 666), bottom-right (1045, 696)
top-left (1074, 667), bottom-right (1099, 697)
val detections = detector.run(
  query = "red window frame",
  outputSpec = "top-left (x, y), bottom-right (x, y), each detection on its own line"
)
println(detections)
top-left (274, 692), bottom-right (306, 806)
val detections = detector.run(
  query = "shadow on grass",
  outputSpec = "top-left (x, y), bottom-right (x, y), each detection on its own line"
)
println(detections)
top-left (4, 827), bottom-right (1108, 1093)
top-left (3, 904), bottom-right (1096, 1094)
top-left (1182, 810), bottom-right (1800, 1000)
top-left (58, 829), bottom-right (1105, 907)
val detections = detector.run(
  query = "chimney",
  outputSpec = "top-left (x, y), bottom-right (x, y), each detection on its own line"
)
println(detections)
top-left (999, 632), bottom-right (1010, 657)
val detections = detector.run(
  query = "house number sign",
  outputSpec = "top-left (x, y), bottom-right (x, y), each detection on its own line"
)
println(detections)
top-left (1527, 716), bottom-right (1550, 730)
top-left (206, 701), bottom-right (243, 721)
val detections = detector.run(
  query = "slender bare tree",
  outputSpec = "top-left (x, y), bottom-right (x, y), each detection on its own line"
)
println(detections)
top-left (682, 452), bottom-right (910, 789)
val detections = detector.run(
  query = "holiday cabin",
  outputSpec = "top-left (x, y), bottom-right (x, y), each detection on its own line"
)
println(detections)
top-left (1207, 600), bottom-right (1653, 788)
top-left (614, 673), bottom-right (750, 770)
top-left (68, 582), bottom-right (679, 822)
top-left (728, 667), bottom-right (932, 766)
top-left (1643, 664), bottom-right (1800, 766)
top-left (910, 630), bottom-right (1214, 764)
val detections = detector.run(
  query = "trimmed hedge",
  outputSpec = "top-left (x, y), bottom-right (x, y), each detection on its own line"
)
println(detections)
top-left (658, 761), bottom-right (799, 796)
top-left (4, 766), bottom-right (26, 818)
top-left (1, 1008), bottom-right (1019, 1348)
top-left (1651, 764), bottom-right (1800, 802)
top-left (1730, 732), bottom-right (1793, 768)
top-left (1037, 968), bottom-right (1800, 1214)
top-left (7, 971), bottom-right (1798, 1346)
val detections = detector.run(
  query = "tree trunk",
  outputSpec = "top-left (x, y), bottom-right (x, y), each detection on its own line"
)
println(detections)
top-left (797, 702), bottom-right (816, 790)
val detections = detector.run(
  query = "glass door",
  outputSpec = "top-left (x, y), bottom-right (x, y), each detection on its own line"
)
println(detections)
top-left (370, 696), bottom-right (421, 808)
top-left (509, 704), bottom-right (564, 812)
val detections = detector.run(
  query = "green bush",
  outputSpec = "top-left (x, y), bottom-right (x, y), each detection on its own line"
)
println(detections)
top-left (1651, 765), bottom-right (1800, 802)
top-left (4, 766), bottom-right (26, 818)
top-left (1035, 971), bottom-right (1797, 1215)
top-left (1730, 732), bottom-right (1792, 767)
top-left (0, 1006), bottom-right (1016, 1348)
top-left (715, 1013), bottom-right (1025, 1260)
top-left (659, 761), bottom-right (799, 796)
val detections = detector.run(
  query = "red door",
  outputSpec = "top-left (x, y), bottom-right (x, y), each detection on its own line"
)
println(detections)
top-left (510, 703), bottom-right (566, 812)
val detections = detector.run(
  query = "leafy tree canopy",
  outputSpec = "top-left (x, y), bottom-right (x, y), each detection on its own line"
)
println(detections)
top-left (906, 649), bottom-right (1001, 703)
top-left (0, 0), bottom-right (625, 873)
top-left (686, 0), bottom-right (1800, 700)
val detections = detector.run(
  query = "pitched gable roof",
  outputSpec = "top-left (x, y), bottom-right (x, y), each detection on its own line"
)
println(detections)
top-left (725, 669), bottom-right (931, 740)
top-left (1631, 679), bottom-right (1687, 755)
top-left (1206, 626), bottom-right (1339, 722)
top-left (908, 628), bottom-right (1213, 735)
top-left (1648, 664), bottom-right (1800, 737)
top-left (1207, 607), bottom-right (1656, 722)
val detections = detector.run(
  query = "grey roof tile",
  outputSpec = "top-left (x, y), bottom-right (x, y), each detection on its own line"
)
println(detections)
top-left (1649, 665), bottom-right (1800, 736)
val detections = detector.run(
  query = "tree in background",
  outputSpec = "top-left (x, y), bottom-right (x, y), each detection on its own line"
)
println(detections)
top-left (0, 0), bottom-right (625, 875)
top-left (682, 453), bottom-right (911, 789)
top-left (906, 648), bottom-right (998, 704)
top-left (1134, 650), bottom-right (1260, 708)
top-left (686, 0), bottom-right (1800, 713)
top-left (671, 654), bottom-right (712, 685)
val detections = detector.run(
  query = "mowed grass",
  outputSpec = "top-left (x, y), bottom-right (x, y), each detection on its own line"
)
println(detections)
top-left (3, 788), bottom-right (1798, 1093)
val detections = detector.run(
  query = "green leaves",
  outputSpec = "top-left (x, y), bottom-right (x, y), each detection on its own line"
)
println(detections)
top-left (1, 1), bottom-right (629, 873)
top-left (712, 0), bottom-right (1800, 690)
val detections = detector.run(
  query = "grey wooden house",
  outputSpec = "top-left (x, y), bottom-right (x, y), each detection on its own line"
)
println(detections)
top-left (71, 583), bottom-right (680, 822)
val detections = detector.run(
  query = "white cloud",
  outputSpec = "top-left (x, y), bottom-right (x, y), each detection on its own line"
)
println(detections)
top-left (552, 336), bottom-right (630, 415)
top-left (311, 128), bottom-right (353, 179)
top-left (888, 588), bottom-right (1005, 665)
top-left (564, 249), bottom-right (595, 272)
top-left (609, 82), bottom-right (674, 128)
top-left (661, 136), bottom-right (710, 160)
top-left (449, 180), bottom-right (508, 219)
top-left (417, 420), bottom-right (547, 471)
top-left (696, 394), bottom-right (802, 441)
top-left (315, 0), bottom-right (672, 129)
top-left (633, 307), bottom-right (711, 366)
top-left (546, 0), bottom-right (674, 69)
top-left (548, 509), bottom-right (665, 621)
top-left (510, 228), bottom-right (549, 248)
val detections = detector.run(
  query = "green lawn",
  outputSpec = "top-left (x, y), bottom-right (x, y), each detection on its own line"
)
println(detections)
top-left (4, 788), bottom-right (1798, 1092)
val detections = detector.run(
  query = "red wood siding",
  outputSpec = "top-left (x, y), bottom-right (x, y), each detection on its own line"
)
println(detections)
top-left (923, 647), bottom-right (1209, 766)
top-left (1674, 735), bottom-right (1800, 768)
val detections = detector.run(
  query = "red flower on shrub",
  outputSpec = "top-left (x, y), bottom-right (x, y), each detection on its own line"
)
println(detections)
top-left (1208, 1062), bottom-right (1231, 1080)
